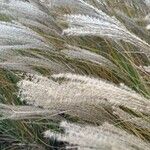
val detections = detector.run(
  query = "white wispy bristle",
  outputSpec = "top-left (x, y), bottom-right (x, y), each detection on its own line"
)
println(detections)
top-left (44, 121), bottom-right (150, 150)
top-left (0, 103), bottom-right (59, 120)
top-left (62, 45), bottom-right (117, 70)
top-left (41, 0), bottom-right (103, 17)
top-left (18, 73), bottom-right (150, 122)
top-left (0, 55), bottom-right (68, 73)
top-left (63, 14), bottom-right (150, 57)
top-left (0, 21), bottom-right (50, 51)
top-left (0, 0), bottom-right (54, 26)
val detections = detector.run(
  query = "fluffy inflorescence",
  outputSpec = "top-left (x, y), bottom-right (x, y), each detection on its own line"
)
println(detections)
top-left (63, 13), bottom-right (150, 57)
top-left (44, 121), bottom-right (150, 150)
top-left (17, 73), bottom-right (150, 121)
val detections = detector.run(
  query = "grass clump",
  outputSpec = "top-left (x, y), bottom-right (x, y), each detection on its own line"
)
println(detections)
top-left (0, 0), bottom-right (150, 149)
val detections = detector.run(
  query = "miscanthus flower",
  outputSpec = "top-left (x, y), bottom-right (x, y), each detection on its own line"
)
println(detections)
top-left (44, 121), bottom-right (150, 150)
top-left (15, 73), bottom-right (150, 124)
